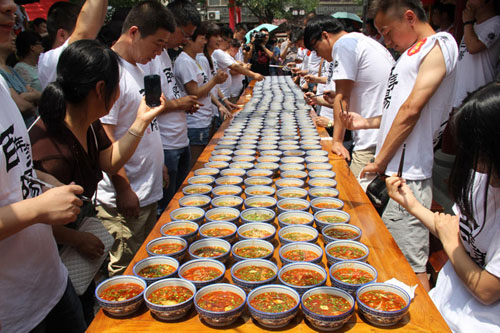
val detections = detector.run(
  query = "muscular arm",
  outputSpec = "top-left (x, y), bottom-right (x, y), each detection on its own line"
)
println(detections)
top-left (373, 43), bottom-right (447, 172)
top-left (68, 0), bottom-right (108, 44)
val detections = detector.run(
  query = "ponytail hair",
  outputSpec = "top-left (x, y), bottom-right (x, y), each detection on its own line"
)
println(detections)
top-left (203, 22), bottom-right (220, 71)
top-left (39, 82), bottom-right (67, 132)
top-left (39, 39), bottom-right (120, 133)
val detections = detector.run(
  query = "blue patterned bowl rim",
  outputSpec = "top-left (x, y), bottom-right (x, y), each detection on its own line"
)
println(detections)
top-left (301, 286), bottom-right (355, 320)
top-left (188, 237), bottom-right (231, 259)
top-left (160, 220), bottom-right (199, 238)
top-left (231, 239), bottom-right (274, 260)
top-left (325, 240), bottom-right (370, 261)
top-left (278, 224), bottom-right (318, 242)
top-left (143, 278), bottom-right (196, 310)
top-left (356, 282), bottom-right (412, 315)
top-left (178, 258), bottom-right (226, 283)
top-left (194, 283), bottom-right (247, 317)
top-left (278, 262), bottom-right (327, 290)
top-left (146, 236), bottom-right (188, 257)
top-left (237, 222), bottom-right (276, 240)
top-left (199, 221), bottom-right (237, 239)
top-left (279, 242), bottom-right (324, 262)
top-left (132, 255), bottom-right (179, 280)
top-left (240, 207), bottom-right (276, 223)
top-left (329, 260), bottom-right (378, 286)
top-left (95, 275), bottom-right (146, 306)
top-left (247, 284), bottom-right (301, 318)
top-left (230, 258), bottom-right (278, 286)
top-left (321, 223), bottom-right (362, 242)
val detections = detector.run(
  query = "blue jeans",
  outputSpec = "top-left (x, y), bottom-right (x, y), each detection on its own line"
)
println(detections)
top-left (30, 278), bottom-right (86, 333)
top-left (158, 146), bottom-right (191, 215)
top-left (188, 127), bottom-right (211, 145)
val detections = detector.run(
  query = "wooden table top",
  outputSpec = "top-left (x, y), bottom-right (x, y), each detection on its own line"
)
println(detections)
top-left (88, 86), bottom-right (450, 333)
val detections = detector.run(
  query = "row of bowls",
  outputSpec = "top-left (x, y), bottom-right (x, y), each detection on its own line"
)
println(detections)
top-left (96, 274), bottom-right (411, 330)
top-left (167, 205), bottom-right (351, 231)
top-left (144, 235), bottom-right (369, 271)
top-left (159, 219), bottom-right (362, 245)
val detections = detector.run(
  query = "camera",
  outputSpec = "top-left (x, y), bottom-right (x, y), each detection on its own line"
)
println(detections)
top-left (252, 32), bottom-right (267, 45)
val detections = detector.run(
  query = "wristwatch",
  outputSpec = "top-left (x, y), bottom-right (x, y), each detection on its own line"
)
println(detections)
top-left (463, 20), bottom-right (476, 26)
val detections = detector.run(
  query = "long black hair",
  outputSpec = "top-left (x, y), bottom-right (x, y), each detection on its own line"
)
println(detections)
top-left (449, 81), bottom-right (500, 226)
top-left (39, 39), bottom-right (120, 133)
top-left (203, 22), bottom-right (220, 71)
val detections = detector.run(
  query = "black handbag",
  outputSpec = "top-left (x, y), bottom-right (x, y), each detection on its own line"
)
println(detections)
top-left (366, 175), bottom-right (389, 214)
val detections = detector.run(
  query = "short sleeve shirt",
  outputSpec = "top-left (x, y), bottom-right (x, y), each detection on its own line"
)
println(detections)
top-left (140, 50), bottom-right (189, 150)
top-left (429, 172), bottom-right (500, 331)
top-left (452, 16), bottom-right (500, 108)
top-left (97, 57), bottom-right (164, 207)
top-left (331, 32), bottom-right (394, 151)
top-left (175, 52), bottom-right (212, 129)
top-left (38, 40), bottom-right (69, 89)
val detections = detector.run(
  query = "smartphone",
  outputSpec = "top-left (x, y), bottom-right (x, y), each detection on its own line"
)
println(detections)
top-left (144, 74), bottom-right (161, 107)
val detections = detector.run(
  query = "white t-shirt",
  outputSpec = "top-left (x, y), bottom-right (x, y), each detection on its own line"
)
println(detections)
top-left (175, 52), bottom-right (212, 129)
top-left (38, 40), bottom-right (69, 89)
top-left (452, 16), bottom-right (500, 108)
top-left (212, 49), bottom-right (234, 99)
top-left (296, 47), bottom-right (307, 62)
top-left (429, 172), bottom-right (500, 332)
top-left (196, 53), bottom-right (219, 117)
top-left (0, 77), bottom-right (67, 332)
top-left (97, 57), bottom-right (163, 207)
top-left (331, 32), bottom-right (394, 151)
top-left (376, 32), bottom-right (458, 180)
top-left (140, 50), bottom-right (189, 150)
top-left (307, 51), bottom-right (322, 76)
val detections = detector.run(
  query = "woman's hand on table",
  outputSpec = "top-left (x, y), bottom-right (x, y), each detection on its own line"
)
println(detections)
top-left (116, 187), bottom-right (140, 218)
top-left (76, 231), bottom-right (105, 259)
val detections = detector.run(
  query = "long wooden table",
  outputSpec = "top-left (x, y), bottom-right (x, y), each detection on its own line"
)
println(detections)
top-left (88, 86), bottom-right (450, 332)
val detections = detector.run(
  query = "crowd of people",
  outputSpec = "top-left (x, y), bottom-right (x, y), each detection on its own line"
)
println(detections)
top-left (0, 0), bottom-right (499, 332)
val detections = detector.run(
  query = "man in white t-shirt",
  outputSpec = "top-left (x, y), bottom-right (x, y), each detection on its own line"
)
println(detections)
top-left (140, 0), bottom-right (201, 215)
top-left (38, 0), bottom-right (108, 89)
top-left (0, 1), bottom-right (86, 331)
top-left (343, 0), bottom-right (458, 290)
top-left (96, 1), bottom-right (174, 277)
top-left (452, 0), bottom-right (500, 109)
top-left (304, 15), bottom-right (394, 179)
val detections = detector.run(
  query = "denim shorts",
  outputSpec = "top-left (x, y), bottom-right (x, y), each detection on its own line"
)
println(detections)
top-left (188, 127), bottom-right (211, 145)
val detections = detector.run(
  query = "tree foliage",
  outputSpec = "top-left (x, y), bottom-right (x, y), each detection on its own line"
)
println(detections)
top-left (236, 0), bottom-right (319, 23)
